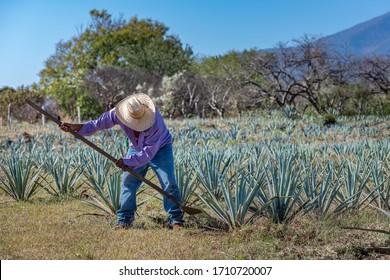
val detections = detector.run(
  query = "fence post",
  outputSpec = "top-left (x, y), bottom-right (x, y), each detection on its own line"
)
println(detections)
top-left (42, 105), bottom-right (46, 126)
top-left (7, 103), bottom-right (11, 127)
top-left (77, 106), bottom-right (81, 123)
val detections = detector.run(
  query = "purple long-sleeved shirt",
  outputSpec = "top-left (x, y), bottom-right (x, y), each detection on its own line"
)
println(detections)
top-left (77, 108), bottom-right (172, 169)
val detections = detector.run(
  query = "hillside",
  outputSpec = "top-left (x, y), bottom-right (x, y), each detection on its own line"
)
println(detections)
top-left (323, 11), bottom-right (390, 55)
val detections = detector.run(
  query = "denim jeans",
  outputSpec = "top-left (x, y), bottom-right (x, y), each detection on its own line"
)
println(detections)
top-left (117, 143), bottom-right (184, 226)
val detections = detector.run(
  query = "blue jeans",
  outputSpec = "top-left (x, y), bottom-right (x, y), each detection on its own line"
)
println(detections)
top-left (117, 143), bottom-right (184, 226)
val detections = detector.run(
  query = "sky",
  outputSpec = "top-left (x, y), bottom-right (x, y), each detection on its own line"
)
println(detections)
top-left (1, 0), bottom-right (390, 88)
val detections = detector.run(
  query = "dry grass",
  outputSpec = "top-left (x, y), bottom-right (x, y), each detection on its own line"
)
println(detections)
top-left (0, 194), bottom-right (388, 260)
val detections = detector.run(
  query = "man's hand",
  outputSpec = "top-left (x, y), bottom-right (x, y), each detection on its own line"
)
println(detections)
top-left (115, 158), bottom-right (127, 170)
top-left (59, 123), bottom-right (84, 133)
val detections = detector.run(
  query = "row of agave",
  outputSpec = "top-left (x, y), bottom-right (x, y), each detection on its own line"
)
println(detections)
top-left (0, 126), bottom-right (389, 230)
top-left (169, 114), bottom-right (390, 147)
top-left (177, 143), bottom-right (389, 229)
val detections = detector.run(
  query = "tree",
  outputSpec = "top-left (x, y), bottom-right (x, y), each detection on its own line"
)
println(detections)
top-left (39, 40), bottom-right (85, 116)
top-left (241, 35), bottom-right (349, 115)
top-left (0, 86), bottom-right (43, 122)
top-left (121, 31), bottom-right (193, 77)
top-left (349, 55), bottom-right (390, 115)
top-left (195, 51), bottom-right (245, 117)
top-left (155, 71), bottom-right (206, 118)
top-left (39, 9), bottom-right (193, 118)
top-left (357, 55), bottom-right (390, 95)
top-left (84, 66), bottom-right (142, 111)
top-left (204, 76), bottom-right (233, 118)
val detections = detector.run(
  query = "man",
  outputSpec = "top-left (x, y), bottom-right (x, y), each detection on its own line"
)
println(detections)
top-left (60, 93), bottom-right (184, 230)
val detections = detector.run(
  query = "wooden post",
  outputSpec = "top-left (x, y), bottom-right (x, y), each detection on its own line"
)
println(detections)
top-left (42, 105), bottom-right (46, 126)
top-left (7, 104), bottom-right (11, 127)
top-left (77, 106), bottom-right (81, 123)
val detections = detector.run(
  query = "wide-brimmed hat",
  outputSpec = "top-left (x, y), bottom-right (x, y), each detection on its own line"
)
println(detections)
top-left (115, 93), bottom-right (156, 131)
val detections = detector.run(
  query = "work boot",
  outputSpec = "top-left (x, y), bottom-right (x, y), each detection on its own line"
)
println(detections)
top-left (172, 222), bottom-right (184, 231)
top-left (114, 222), bottom-right (132, 230)
top-left (114, 217), bottom-right (134, 230)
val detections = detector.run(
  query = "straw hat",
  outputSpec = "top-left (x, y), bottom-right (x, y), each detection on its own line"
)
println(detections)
top-left (115, 93), bottom-right (156, 131)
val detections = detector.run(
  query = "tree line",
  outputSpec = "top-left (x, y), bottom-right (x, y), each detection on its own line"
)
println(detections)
top-left (1, 10), bottom-right (389, 123)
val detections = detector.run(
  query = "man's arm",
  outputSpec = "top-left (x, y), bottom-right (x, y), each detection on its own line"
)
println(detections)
top-left (60, 109), bottom-right (118, 137)
top-left (59, 123), bottom-right (84, 132)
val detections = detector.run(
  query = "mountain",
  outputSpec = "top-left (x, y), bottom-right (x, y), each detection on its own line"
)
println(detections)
top-left (323, 11), bottom-right (390, 56)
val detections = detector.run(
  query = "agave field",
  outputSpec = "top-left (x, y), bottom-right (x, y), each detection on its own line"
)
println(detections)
top-left (0, 113), bottom-right (390, 226)
top-left (0, 112), bottom-right (389, 259)
top-left (1, 111), bottom-right (389, 234)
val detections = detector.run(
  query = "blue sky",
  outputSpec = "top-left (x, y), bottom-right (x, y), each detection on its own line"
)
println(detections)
top-left (1, 0), bottom-right (390, 88)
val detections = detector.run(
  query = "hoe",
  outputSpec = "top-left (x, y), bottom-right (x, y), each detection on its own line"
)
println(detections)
top-left (27, 99), bottom-right (202, 215)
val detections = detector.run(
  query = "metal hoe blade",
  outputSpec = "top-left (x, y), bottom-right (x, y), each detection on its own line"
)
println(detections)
top-left (26, 99), bottom-right (202, 215)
